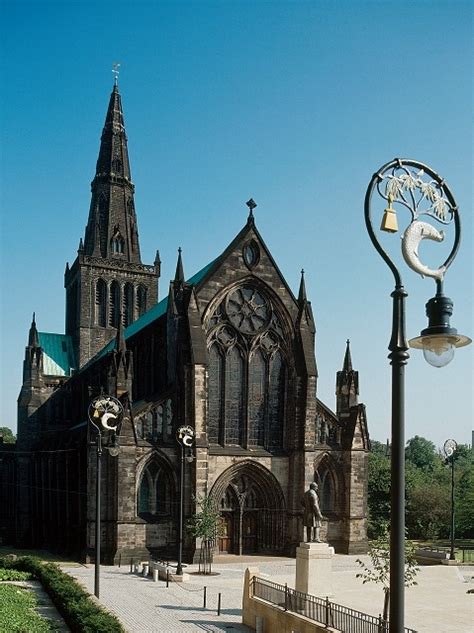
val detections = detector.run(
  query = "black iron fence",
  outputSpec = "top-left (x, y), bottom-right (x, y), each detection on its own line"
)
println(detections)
top-left (252, 576), bottom-right (417, 633)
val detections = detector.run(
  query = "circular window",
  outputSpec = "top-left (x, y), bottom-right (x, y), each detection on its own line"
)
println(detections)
top-left (243, 240), bottom-right (260, 269)
top-left (226, 286), bottom-right (270, 334)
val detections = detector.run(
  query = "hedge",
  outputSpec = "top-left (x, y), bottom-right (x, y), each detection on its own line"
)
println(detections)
top-left (0, 556), bottom-right (125, 633)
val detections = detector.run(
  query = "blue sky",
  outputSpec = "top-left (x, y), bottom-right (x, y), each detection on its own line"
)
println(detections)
top-left (1, 0), bottom-right (472, 448)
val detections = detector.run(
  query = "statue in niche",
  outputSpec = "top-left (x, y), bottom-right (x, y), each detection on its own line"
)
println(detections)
top-left (302, 482), bottom-right (324, 543)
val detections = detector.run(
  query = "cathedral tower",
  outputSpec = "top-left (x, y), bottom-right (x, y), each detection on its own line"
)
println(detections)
top-left (64, 83), bottom-right (160, 367)
top-left (336, 339), bottom-right (359, 415)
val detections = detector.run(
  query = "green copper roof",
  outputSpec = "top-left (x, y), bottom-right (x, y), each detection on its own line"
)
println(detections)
top-left (38, 333), bottom-right (76, 376)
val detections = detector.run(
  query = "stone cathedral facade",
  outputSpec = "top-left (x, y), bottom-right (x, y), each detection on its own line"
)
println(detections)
top-left (9, 84), bottom-right (369, 563)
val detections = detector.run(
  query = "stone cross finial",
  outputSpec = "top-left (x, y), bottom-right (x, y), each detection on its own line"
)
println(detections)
top-left (246, 198), bottom-right (257, 220)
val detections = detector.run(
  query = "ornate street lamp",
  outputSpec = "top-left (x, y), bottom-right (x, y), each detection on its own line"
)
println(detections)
top-left (88, 395), bottom-right (124, 599)
top-left (364, 158), bottom-right (471, 632)
top-left (176, 424), bottom-right (195, 576)
top-left (443, 438), bottom-right (457, 561)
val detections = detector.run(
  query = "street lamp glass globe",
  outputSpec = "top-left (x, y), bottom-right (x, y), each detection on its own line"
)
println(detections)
top-left (421, 336), bottom-right (456, 368)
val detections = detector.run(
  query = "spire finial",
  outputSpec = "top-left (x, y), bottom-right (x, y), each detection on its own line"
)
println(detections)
top-left (298, 268), bottom-right (307, 304)
top-left (175, 247), bottom-right (184, 283)
top-left (343, 339), bottom-right (353, 372)
top-left (246, 198), bottom-right (257, 222)
top-left (112, 62), bottom-right (121, 87)
top-left (28, 312), bottom-right (40, 348)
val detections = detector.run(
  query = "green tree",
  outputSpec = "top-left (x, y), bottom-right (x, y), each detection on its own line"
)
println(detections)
top-left (367, 450), bottom-right (391, 538)
top-left (0, 427), bottom-right (16, 443)
top-left (405, 435), bottom-right (437, 471)
top-left (186, 495), bottom-right (223, 574)
top-left (356, 527), bottom-right (418, 624)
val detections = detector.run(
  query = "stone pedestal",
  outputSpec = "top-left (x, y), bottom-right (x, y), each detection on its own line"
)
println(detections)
top-left (295, 542), bottom-right (334, 598)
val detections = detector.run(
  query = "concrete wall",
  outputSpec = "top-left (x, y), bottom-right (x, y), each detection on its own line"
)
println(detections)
top-left (242, 567), bottom-right (337, 633)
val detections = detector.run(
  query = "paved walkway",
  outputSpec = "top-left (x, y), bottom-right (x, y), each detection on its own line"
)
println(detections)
top-left (62, 555), bottom-right (474, 633)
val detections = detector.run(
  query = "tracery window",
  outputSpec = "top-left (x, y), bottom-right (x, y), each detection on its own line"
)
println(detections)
top-left (137, 460), bottom-right (172, 519)
top-left (207, 284), bottom-right (287, 451)
top-left (137, 400), bottom-right (173, 442)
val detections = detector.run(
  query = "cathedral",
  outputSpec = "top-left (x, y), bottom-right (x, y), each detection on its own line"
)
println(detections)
top-left (7, 83), bottom-right (369, 563)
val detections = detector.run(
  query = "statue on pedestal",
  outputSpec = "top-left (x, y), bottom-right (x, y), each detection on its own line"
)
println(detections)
top-left (302, 482), bottom-right (324, 543)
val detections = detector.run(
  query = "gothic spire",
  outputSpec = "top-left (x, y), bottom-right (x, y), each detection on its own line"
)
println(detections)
top-left (83, 83), bottom-right (141, 263)
top-left (115, 316), bottom-right (126, 353)
top-left (298, 269), bottom-right (307, 304)
top-left (336, 339), bottom-right (359, 415)
top-left (343, 339), bottom-right (353, 372)
top-left (175, 247), bottom-right (185, 283)
top-left (28, 313), bottom-right (40, 348)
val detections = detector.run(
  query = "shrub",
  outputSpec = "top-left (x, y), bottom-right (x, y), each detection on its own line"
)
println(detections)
top-left (0, 556), bottom-right (124, 633)
top-left (0, 568), bottom-right (31, 581)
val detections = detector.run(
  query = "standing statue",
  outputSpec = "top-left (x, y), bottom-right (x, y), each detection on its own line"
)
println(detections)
top-left (302, 482), bottom-right (324, 543)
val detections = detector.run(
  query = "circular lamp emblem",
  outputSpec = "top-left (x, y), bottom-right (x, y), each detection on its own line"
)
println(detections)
top-left (177, 425), bottom-right (195, 447)
top-left (88, 395), bottom-right (124, 432)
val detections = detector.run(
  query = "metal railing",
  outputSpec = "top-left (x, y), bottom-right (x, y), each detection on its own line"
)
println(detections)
top-left (252, 577), bottom-right (417, 633)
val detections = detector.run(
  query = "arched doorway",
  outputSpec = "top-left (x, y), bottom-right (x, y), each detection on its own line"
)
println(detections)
top-left (210, 461), bottom-right (286, 555)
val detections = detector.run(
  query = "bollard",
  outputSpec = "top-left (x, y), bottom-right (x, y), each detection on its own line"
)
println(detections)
top-left (166, 568), bottom-right (170, 587)
top-left (153, 567), bottom-right (158, 582)
top-left (118, 553), bottom-right (121, 568)
top-left (142, 563), bottom-right (149, 577)
top-left (203, 586), bottom-right (207, 609)
top-left (284, 583), bottom-right (288, 611)
top-left (130, 558), bottom-right (134, 573)
top-left (217, 592), bottom-right (221, 616)
top-left (134, 562), bottom-right (140, 574)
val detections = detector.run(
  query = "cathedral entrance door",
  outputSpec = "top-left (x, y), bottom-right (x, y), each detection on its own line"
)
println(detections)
top-left (242, 512), bottom-right (258, 553)
top-left (218, 513), bottom-right (233, 553)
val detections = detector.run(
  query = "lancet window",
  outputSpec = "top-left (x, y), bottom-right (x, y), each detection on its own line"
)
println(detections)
top-left (94, 279), bottom-right (107, 326)
top-left (207, 285), bottom-right (287, 451)
top-left (123, 283), bottom-right (134, 326)
top-left (137, 460), bottom-right (173, 519)
top-left (109, 281), bottom-right (120, 327)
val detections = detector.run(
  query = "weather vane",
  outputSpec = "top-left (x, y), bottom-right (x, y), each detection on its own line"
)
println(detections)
top-left (112, 62), bottom-right (121, 86)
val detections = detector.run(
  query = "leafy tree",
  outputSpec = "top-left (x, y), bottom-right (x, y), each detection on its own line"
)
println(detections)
top-left (406, 481), bottom-right (450, 539)
top-left (455, 455), bottom-right (474, 539)
top-left (0, 427), bottom-right (16, 443)
top-left (356, 527), bottom-right (418, 624)
top-left (367, 450), bottom-right (391, 538)
top-left (405, 435), bottom-right (437, 471)
top-left (186, 495), bottom-right (223, 574)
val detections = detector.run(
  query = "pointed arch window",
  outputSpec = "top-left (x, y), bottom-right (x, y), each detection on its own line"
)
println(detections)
top-left (123, 283), bottom-right (134, 327)
top-left (111, 234), bottom-right (125, 254)
top-left (109, 281), bottom-right (120, 327)
top-left (137, 285), bottom-right (147, 317)
top-left (206, 285), bottom-right (287, 451)
top-left (208, 344), bottom-right (223, 444)
top-left (225, 346), bottom-right (244, 445)
top-left (95, 279), bottom-right (107, 327)
top-left (137, 461), bottom-right (173, 519)
top-left (315, 467), bottom-right (336, 513)
top-left (248, 349), bottom-right (265, 447)
top-left (112, 158), bottom-right (122, 174)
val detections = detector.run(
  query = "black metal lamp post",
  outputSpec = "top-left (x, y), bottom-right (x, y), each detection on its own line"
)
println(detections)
top-left (443, 439), bottom-right (457, 561)
top-left (176, 425), bottom-right (195, 576)
top-left (88, 395), bottom-right (124, 599)
top-left (364, 159), bottom-right (471, 633)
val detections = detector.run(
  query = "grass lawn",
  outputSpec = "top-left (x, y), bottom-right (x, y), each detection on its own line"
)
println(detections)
top-left (0, 584), bottom-right (57, 632)
top-left (413, 539), bottom-right (474, 562)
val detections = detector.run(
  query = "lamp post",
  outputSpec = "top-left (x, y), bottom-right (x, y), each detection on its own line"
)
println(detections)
top-left (443, 438), bottom-right (457, 561)
top-left (176, 425), bottom-right (195, 576)
top-left (88, 395), bottom-right (124, 599)
top-left (364, 159), bottom-right (471, 632)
